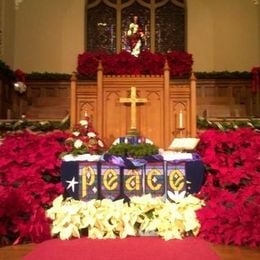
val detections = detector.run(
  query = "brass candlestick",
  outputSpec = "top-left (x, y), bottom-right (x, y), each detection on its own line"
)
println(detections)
top-left (174, 127), bottom-right (185, 138)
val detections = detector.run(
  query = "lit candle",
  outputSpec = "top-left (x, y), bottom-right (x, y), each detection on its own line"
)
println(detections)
top-left (179, 110), bottom-right (183, 128)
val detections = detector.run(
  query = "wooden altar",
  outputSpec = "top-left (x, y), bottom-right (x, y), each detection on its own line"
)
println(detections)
top-left (70, 62), bottom-right (197, 149)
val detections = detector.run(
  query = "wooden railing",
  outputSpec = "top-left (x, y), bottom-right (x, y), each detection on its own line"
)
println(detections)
top-left (0, 73), bottom-right (14, 119)
top-left (1, 77), bottom-right (258, 122)
top-left (196, 78), bottom-right (257, 118)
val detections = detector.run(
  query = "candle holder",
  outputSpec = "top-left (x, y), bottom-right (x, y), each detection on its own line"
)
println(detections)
top-left (173, 127), bottom-right (185, 138)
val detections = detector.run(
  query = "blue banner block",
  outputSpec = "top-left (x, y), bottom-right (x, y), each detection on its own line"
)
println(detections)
top-left (123, 167), bottom-right (144, 198)
top-left (61, 157), bottom-right (205, 202)
top-left (144, 162), bottom-right (165, 197)
top-left (166, 161), bottom-right (186, 199)
top-left (61, 161), bottom-right (80, 200)
top-left (79, 162), bottom-right (99, 201)
top-left (100, 162), bottom-right (121, 200)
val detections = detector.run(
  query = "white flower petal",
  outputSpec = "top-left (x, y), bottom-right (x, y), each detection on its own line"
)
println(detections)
top-left (98, 140), bottom-right (104, 147)
top-left (72, 131), bottom-right (80, 137)
top-left (79, 120), bottom-right (88, 126)
top-left (87, 132), bottom-right (96, 138)
top-left (74, 139), bottom-right (83, 149)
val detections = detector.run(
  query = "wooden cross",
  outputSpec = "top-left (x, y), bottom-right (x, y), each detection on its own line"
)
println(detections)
top-left (120, 86), bottom-right (147, 135)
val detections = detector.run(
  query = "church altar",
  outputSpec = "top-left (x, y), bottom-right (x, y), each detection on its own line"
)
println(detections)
top-left (61, 154), bottom-right (205, 202)
top-left (70, 60), bottom-right (197, 148)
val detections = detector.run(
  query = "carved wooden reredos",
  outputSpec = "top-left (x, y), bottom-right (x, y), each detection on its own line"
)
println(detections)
top-left (70, 61), bottom-right (197, 149)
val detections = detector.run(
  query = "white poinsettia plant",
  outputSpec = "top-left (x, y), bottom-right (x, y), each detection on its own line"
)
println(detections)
top-left (46, 194), bottom-right (204, 241)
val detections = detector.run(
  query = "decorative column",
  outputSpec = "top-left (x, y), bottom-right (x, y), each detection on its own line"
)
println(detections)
top-left (190, 72), bottom-right (197, 137)
top-left (70, 72), bottom-right (77, 128)
top-left (97, 60), bottom-right (103, 136)
top-left (164, 60), bottom-right (170, 147)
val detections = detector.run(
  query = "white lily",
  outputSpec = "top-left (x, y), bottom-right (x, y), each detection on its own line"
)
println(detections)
top-left (167, 190), bottom-right (186, 202)
top-left (46, 194), bottom-right (204, 241)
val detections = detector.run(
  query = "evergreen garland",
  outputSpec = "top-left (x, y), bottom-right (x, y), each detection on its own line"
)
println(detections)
top-left (0, 117), bottom-right (69, 136)
top-left (108, 143), bottom-right (159, 158)
top-left (197, 117), bottom-right (260, 130)
top-left (0, 117), bottom-right (259, 137)
top-left (195, 71), bottom-right (251, 79)
top-left (0, 60), bottom-right (16, 81)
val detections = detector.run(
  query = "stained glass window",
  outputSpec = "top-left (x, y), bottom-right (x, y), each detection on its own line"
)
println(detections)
top-left (86, 2), bottom-right (116, 53)
top-left (155, 2), bottom-right (185, 52)
top-left (85, 0), bottom-right (185, 54)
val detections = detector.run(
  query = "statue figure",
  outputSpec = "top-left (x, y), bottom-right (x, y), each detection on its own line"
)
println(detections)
top-left (126, 15), bottom-right (145, 57)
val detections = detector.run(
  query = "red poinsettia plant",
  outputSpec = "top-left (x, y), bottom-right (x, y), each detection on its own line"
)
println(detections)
top-left (196, 128), bottom-right (260, 247)
top-left (0, 130), bottom-right (69, 245)
top-left (63, 114), bottom-right (105, 156)
top-left (77, 50), bottom-right (193, 78)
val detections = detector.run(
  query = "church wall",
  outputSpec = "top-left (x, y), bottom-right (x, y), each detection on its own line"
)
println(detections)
top-left (0, 0), bottom-right (15, 67)
top-left (5, 0), bottom-right (260, 73)
top-left (14, 0), bottom-right (85, 73)
top-left (187, 0), bottom-right (260, 72)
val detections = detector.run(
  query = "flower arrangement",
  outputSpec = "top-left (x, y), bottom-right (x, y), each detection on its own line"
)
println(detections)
top-left (63, 114), bottom-right (105, 157)
top-left (46, 194), bottom-right (203, 241)
top-left (77, 50), bottom-right (193, 78)
top-left (14, 69), bottom-right (27, 94)
top-left (0, 127), bottom-right (259, 247)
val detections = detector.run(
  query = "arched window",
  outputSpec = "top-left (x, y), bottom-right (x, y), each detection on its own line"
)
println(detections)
top-left (85, 0), bottom-right (185, 53)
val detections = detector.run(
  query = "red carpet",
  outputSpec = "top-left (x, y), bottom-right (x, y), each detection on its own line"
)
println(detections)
top-left (24, 237), bottom-right (219, 260)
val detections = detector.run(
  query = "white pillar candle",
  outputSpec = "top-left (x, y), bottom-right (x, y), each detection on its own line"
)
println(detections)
top-left (179, 110), bottom-right (183, 128)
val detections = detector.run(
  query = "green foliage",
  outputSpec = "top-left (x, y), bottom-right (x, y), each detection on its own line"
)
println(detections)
top-left (108, 143), bottom-right (159, 158)
top-left (0, 117), bottom-right (70, 136)
top-left (195, 71), bottom-right (251, 79)
top-left (26, 72), bottom-right (71, 81)
top-left (25, 70), bottom-right (252, 81)
top-left (0, 60), bottom-right (16, 81)
top-left (197, 117), bottom-right (260, 130)
top-left (1, 116), bottom-right (259, 138)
